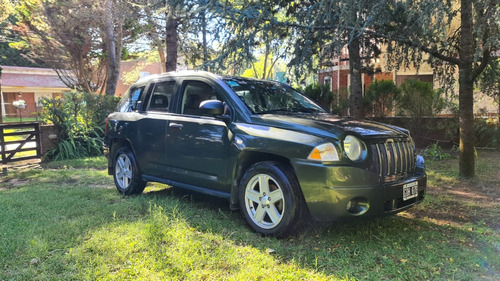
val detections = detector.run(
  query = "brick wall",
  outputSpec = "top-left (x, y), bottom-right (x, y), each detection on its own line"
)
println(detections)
top-left (369, 117), bottom-right (459, 148)
top-left (40, 124), bottom-right (58, 155)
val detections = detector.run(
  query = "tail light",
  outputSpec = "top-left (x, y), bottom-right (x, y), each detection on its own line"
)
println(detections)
top-left (104, 115), bottom-right (110, 135)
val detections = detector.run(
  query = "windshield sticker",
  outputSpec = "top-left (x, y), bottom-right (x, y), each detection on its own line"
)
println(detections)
top-left (227, 81), bottom-right (240, 87)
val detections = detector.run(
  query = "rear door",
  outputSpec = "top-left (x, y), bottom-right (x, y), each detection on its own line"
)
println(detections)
top-left (134, 79), bottom-right (177, 177)
top-left (163, 79), bottom-right (231, 192)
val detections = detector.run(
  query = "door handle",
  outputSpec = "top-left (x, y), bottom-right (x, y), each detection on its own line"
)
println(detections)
top-left (169, 123), bottom-right (183, 129)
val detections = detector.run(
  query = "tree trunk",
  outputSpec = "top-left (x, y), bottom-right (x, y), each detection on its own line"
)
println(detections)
top-left (147, 21), bottom-right (166, 72)
top-left (104, 0), bottom-right (121, 96)
top-left (458, 0), bottom-right (475, 178)
top-left (496, 91), bottom-right (500, 124)
top-left (348, 35), bottom-right (364, 120)
top-left (165, 15), bottom-right (179, 72)
top-left (262, 43), bottom-right (270, 79)
top-left (201, 10), bottom-right (208, 71)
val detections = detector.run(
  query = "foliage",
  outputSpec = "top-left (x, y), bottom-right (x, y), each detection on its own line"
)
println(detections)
top-left (422, 142), bottom-right (451, 161)
top-left (11, 0), bottom-right (139, 95)
top-left (0, 9), bottom-right (45, 67)
top-left (381, 0), bottom-right (500, 178)
top-left (478, 58), bottom-right (500, 120)
top-left (302, 84), bottom-right (349, 115)
top-left (303, 83), bottom-right (334, 111)
top-left (39, 90), bottom-right (119, 161)
top-left (241, 52), bottom-right (280, 79)
top-left (474, 118), bottom-right (500, 148)
top-left (364, 79), bottom-right (400, 117)
top-left (1, 154), bottom-right (499, 280)
top-left (0, 0), bottom-right (15, 22)
top-left (397, 79), bottom-right (445, 118)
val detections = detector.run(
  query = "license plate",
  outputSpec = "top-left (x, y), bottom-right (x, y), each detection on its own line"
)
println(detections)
top-left (403, 181), bottom-right (419, 201)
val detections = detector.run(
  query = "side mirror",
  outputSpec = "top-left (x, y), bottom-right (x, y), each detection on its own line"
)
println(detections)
top-left (135, 101), bottom-right (143, 112)
top-left (200, 100), bottom-right (224, 116)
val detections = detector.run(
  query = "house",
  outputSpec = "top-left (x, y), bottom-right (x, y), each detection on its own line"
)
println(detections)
top-left (0, 65), bottom-right (70, 119)
top-left (0, 61), bottom-right (164, 119)
top-left (318, 45), bottom-right (497, 117)
top-left (115, 58), bottom-right (189, 96)
top-left (115, 60), bottom-right (164, 97)
top-left (318, 45), bottom-right (433, 95)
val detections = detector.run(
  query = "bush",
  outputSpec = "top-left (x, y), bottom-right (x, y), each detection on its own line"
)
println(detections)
top-left (303, 83), bottom-right (334, 110)
top-left (422, 142), bottom-right (451, 160)
top-left (39, 90), bottom-right (120, 161)
top-left (397, 79), bottom-right (444, 117)
top-left (474, 118), bottom-right (500, 148)
top-left (364, 79), bottom-right (400, 117)
top-left (303, 84), bottom-right (349, 115)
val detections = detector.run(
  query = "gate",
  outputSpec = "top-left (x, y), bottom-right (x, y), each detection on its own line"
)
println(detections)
top-left (0, 122), bottom-right (41, 165)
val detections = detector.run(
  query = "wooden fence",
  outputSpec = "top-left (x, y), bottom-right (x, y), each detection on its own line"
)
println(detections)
top-left (0, 122), bottom-right (41, 165)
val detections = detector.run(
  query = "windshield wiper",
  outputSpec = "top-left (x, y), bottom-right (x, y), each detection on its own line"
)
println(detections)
top-left (290, 107), bottom-right (323, 113)
top-left (257, 108), bottom-right (323, 114)
top-left (257, 109), bottom-right (291, 114)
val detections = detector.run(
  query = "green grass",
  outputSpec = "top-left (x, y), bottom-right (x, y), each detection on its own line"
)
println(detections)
top-left (1, 117), bottom-right (39, 123)
top-left (0, 155), bottom-right (499, 280)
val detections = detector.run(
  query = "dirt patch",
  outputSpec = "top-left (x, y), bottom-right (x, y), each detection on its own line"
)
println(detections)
top-left (407, 151), bottom-right (500, 232)
top-left (1, 159), bottom-right (42, 174)
top-left (0, 178), bottom-right (31, 190)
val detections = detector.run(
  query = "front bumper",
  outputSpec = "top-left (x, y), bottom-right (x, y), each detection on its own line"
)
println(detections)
top-left (292, 159), bottom-right (426, 221)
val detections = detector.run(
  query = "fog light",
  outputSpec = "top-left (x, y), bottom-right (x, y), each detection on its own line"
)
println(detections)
top-left (346, 197), bottom-right (369, 216)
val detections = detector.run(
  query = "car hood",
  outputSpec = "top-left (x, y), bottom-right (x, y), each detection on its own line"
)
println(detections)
top-left (250, 113), bottom-right (409, 140)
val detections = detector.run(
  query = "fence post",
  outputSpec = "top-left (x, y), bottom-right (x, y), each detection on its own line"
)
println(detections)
top-left (0, 125), bottom-right (6, 173)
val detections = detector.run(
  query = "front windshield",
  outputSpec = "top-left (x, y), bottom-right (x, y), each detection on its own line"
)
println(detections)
top-left (224, 78), bottom-right (327, 114)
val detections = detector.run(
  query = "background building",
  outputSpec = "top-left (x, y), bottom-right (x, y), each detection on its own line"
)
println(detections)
top-left (1, 65), bottom-right (69, 119)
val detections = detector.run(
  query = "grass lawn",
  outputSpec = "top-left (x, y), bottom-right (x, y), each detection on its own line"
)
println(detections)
top-left (1, 117), bottom-right (39, 123)
top-left (0, 152), bottom-right (499, 280)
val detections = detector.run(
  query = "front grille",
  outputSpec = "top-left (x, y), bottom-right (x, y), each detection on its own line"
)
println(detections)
top-left (371, 139), bottom-right (416, 182)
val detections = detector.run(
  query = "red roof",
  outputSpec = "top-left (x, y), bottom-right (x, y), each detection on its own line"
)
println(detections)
top-left (1, 66), bottom-right (69, 88)
top-left (1, 73), bottom-right (68, 88)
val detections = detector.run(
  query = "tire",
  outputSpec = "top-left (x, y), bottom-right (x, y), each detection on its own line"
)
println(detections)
top-left (113, 147), bottom-right (146, 195)
top-left (238, 161), bottom-right (304, 237)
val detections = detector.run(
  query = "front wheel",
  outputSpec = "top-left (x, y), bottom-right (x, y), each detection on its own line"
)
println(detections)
top-left (113, 147), bottom-right (146, 195)
top-left (238, 161), bottom-right (304, 237)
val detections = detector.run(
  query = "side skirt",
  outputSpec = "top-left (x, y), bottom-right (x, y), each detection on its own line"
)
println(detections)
top-left (142, 175), bottom-right (232, 200)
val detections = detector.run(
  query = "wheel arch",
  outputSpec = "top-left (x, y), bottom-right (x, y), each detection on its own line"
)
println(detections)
top-left (107, 138), bottom-right (136, 175)
top-left (229, 150), bottom-right (301, 210)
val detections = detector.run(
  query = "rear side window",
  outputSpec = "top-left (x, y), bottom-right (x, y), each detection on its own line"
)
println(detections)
top-left (117, 86), bottom-right (145, 112)
top-left (147, 81), bottom-right (176, 112)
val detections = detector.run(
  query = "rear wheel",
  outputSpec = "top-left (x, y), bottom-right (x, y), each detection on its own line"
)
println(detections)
top-left (238, 161), bottom-right (304, 237)
top-left (113, 147), bottom-right (146, 195)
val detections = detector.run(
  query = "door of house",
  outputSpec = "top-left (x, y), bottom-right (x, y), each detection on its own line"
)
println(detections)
top-left (3, 92), bottom-right (36, 118)
top-left (3, 93), bottom-right (16, 117)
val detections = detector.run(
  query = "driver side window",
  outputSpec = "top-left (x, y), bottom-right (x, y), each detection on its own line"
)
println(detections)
top-left (181, 81), bottom-right (223, 116)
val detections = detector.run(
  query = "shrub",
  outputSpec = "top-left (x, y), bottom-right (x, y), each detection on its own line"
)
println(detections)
top-left (303, 83), bottom-right (334, 110)
top-left (422, 142), bottom-right (451, 160)
top-left (397, 79), bottom-right (445, 118)
top-left (364, 79), bottom-right (400, 117)
top-left (303, 84), bottom-right (349, 115)
top-left (474, 118), bottom-right (500, 148)
top-left (39, 90), bottom-right (120, 161)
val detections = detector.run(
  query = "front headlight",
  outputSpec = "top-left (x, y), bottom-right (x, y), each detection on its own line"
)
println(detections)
top-left (308, 143), bottom-right (339, 162)
top-left (343, 135), bottom-right (366, 161)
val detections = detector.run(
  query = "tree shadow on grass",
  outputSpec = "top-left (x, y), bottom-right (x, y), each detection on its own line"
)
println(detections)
top-left (2, 176), bottom-right (498, 280)
top-left (139, 183), bottom-right (500, 280)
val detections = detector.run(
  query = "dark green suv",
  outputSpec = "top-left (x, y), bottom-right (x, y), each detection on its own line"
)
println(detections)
top-left (104, 71), bottom-right (426, 237)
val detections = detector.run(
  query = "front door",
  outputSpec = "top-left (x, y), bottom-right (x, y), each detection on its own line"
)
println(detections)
top-left (164, 80), bottom-right (230, 192)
